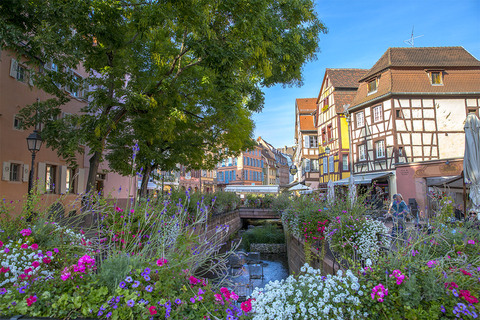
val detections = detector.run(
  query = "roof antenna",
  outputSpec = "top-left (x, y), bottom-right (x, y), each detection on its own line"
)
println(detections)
top-left (404, 26), bottom-right (424, 47)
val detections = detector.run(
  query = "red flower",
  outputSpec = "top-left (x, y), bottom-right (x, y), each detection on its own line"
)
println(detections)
top-left (43, 257), bottom-right (51, 264)
top-left (460, 269), bottom-right (472, 277)
top-left (148, 306), bottom-right (157, 315)
top-left (26, 295), bottom-right (37, 306)
top-left (0, 240), bottom-right (3, 248)
top-left (189, 276), bottom-right (200, 285)
top-left (32, 261), bottom-right (40, 268)
top-left (241, 299), bottom-right (253, 313)
top-left (0, 267), bottom-right (10, 273)
top-left (156, 258), bottom-right (168, 267)
top-left (20, 244), bottom-right (29, 249)
top-left (460, 290), bottom-right (479, 304)
top-left (444, 282), bottom-right (459, 290)
top-left (30, 243), bottom-right (38, 250)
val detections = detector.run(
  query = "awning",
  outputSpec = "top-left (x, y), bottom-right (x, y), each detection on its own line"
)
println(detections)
top-left (137, 181), bottom-right (160, 190)
top-left (307, 181), bottom-right (320, 190)
top-left (333, 171), bottom-right (394, 186)
top-left (427, 175), bottom-right (464, 189)
top-left (224, 185), bottom-right (280, 193)
top-left (288, 184), bottom-right (311, 191)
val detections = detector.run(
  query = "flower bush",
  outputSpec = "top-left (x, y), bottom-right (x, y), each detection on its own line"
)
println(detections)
top-left (250, 263), bottom-right (365, 319)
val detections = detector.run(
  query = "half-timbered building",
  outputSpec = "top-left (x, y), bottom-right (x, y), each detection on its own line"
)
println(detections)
top-left (348, 46), bottom-right (480, 208)
top-left (293, 98), bottom-right (320, 188)
top-left (316, 68), bottom-right (368, 188)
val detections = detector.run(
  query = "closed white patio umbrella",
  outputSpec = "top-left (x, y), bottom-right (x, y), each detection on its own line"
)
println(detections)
top-left (464, 113), bottom-right (480, 219)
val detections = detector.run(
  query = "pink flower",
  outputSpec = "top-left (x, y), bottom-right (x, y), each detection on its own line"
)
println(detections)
top-left (46, 251), bottom-right (53, 257)
top-left (156, 258), bottom-right (168, 267)
top-left (241, 299), bottom-right (253, 313)
top-left (460, 290), bottom-right (479, 304)
top-left (30, 243), bottom-right (38, 250)
top-left (214, 293), bottom-right (223, 302)
top-left (26, 295), bottom-right (37, 306)
top-left (148, 306), bottom-right (157, 315)
top-left (0, 241), bottom-right (3, 248)
top-left (61, 268), bottom-right (71, 281)
top-left (220, 287), bottom-right (231, 300)
top-left (467, 239), bottom-right (476, 245)
top-left (371, 283), bottom-right (388, 302)
top-left (115, 206), bottom-right (124, 212)
top-left (21, 244), bottom-right (29, 249)
top-left (427, 260), bottom-right (437, 268)
top-left (43, 257), bottom-right (51, 264)
top-left (53, 248), bottom-right (59, 253)
top-left (32, 261), bottom-right (40, 268)
top-left (3, 248), bottom-right (9, 253)
top-left (20, 229), bottom-right (32, 237)
top-left (189, 276), bottom-right (200, 285)
top-left (230, 291), bottom-right (239, 301)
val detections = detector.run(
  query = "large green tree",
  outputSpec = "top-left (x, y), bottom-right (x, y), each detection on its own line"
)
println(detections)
top-left (1, 0), bottom-right (325, 194)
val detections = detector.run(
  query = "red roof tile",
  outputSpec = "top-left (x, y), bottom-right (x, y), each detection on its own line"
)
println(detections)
top-left (326, 69), bottom-right (369, 88)
top-left (296, 98), bottom-right (317, 112)
top-left (299, 115), bottom-right (316, 131)
top-left (360, 46), bottom-right (480, 81)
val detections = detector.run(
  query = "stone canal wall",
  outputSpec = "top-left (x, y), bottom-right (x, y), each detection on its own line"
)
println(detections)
top-left (286, 233), bottom-right (340, 275)
top-left (193, 210), bottom-right (242, 244)
top-left (250, 243), bottom-right (286, 253)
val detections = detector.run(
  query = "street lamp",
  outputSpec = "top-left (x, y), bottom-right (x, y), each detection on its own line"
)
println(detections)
top-left (26, 130), bottom-right (43, 194)
top-left (325, 146), bottom-right (331, 182)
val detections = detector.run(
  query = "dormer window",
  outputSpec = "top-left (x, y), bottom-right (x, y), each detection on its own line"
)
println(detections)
top-left (367, 78), bottom-right (378, 94)
top-left (430, 71), bottom-right (443, 85)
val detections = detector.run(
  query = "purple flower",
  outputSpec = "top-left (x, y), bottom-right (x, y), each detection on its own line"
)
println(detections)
top-left (0, 288), bottom-right (7, 295)
top-left (441, 305), bottom-right (446, 313)
top-left (106, 312), bottom-right (112, 318)
top-left (190, 297), bottom-right (196, 303)
top-left (145, 285), bottom-right (153, 292)
top-left (132, 280), bottom-right (140, 288)
top-left (143, 268), bottom-right (151, 275)
top-left (144, 275), bottom-right (151, 281)
top-left (452, 289), bottom-right (459, 297)
top-left (175, 299), bottom-right (182, 305)
top-left (119, 281), bottom-right (126, 288)
top-left (127, 299), bottom-right (135, 307)
top-left (125, 276), bottom-right (133, 283)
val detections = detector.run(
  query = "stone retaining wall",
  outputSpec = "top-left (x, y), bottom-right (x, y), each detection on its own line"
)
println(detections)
top-left (286, 233), bottom-right (340, 275)
top-left (250, 243), bottom-right (286, 253)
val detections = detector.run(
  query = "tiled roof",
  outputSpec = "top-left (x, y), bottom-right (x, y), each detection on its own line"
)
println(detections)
top-left (326, 68), bottom-right (369, 88)
top-left (299, 115), bottom-right (316, 131)
top-left (296, 98), bottom-right (317, 112)
top-left (360, 46), bottom-right (480, 81)
top-left (351, 69), bottom-right (480, 108)
top-left (333, 91), bottom-right (358, 113)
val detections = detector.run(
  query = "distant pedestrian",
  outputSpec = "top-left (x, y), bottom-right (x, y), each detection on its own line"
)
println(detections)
top-left (388, 194), bottom-right (408, 238)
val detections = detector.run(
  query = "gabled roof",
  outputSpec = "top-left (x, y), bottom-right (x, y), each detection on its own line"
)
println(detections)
top-left (360, 46), bottom-right (480, 81)
top-left (299, 115), bottom-right (315, 132)
top-left (332, 91), bottom-right (358, 113)
top-left (296, 98), bottom-right (317, 112)
top-left (326, 68), bottom-right (369, 88)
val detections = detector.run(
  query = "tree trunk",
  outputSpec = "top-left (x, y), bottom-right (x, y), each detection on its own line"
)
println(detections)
top-left (86, 150), bottom-right (102, 194)
top-left (139, 165), bottom-right (153, 199)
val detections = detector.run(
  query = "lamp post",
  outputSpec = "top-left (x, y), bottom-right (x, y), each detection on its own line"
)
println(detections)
top-left (325, 146), bottom-right (331, 182)
top-left (26, 130), bottom-right (43, 194)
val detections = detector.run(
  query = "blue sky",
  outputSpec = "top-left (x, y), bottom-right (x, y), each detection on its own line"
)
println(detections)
top-left (252, 0), bottom-right (480, 149)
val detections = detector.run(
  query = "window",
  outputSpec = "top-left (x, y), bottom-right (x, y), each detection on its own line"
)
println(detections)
top-left (396, 110), bottom-right (403, 119)
top-left (356, 112), bottom-right (365, 128)
top-left (327, 125), bottom-right (332, 141)
top-left (367, 78), bottom-right (377, 94)
top-left (329, 155), bottom-right (334, 173)
top-left (375, 140), bottom-right (386, 158)
top-left (323, 157), bottom-right (328, 174)
top-left (398, 147), bottom-right (404, 157)
top-left (66, 168), bottom-right (75, 193)
top-left (322, 96), bottom-right (329, 112)
top-left (9, 163), bottom-right (21, 181)
top-left (321, 128), bottom-right (327, 144)
top-left (358, 144), bottom-right (367, 161)
top-left (342, 155), bottom-right (349, 171)
top-left (13, 115), bottom-right (23, 130)
top-left (373, 105), bottom-right (383, 122)
top-left (10, 59), bottom-right (27, 83)
top-left (430, 71), bottom-right (443, 85)
top-left (45, 164), bottom-right (57, 193)
top-left (468, 108), bottom-right (478, 116)
top-left (309, 135), bottom-right (318, 148)
top-left (311, 159), bottom-right (319, 172)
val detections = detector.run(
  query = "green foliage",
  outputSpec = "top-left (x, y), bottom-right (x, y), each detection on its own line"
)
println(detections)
top-left (96, 253), bottom-right (144, 291)
top-left (241, 223), bottom-right (285, 251)
top-left (244, 194), bottom-right (276, 209)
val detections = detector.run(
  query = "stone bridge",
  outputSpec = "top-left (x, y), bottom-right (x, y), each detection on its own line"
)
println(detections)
top-left (237, 207), bottom-right (280, 219)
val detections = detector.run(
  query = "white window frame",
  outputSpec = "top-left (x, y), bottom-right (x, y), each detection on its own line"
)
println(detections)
top-left (375, 140), bottom-right (386, 159)
top-left (367, 78), bottom-right (378, 95)
top-left (342, 155), bottom-right (349, 171)
top-left (13, 115), bottom-right (23, 130)
top-left (309, 135), bottom-right (318, 148)
top-left (358, 144), bottom-right (367, 161)
top-left (329, 155), bottom-right (334, 173)
top-left (323, 157), bottom-right (328, 174)
top-left (356, 112), bottom-right (365, 128)
top-left (373, 105), bottom-right (383, 122)
top-left (9, 163), bottom-right (22, 182)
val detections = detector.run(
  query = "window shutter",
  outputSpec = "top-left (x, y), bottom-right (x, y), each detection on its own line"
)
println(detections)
top-left (28, 70), bottom-right (35, 87)
top-left (304, 159), bottom-right (311, 172)
top-left (2, 162), bottom-right (11, 181)
top-left (303, 136), bottom-right (310, 148)
top-left (59, 166), bottom-right (67, 194)
top-left (22, 164), bottom-right (29, 182)
top-left (37, 162), bottom-right (46, 191)
top-left (64, 68), bottom-right (71, 93)
top-left (10, 59), bottom-right (18, 78)
top-left (77, 168), bottom-right (86, 194)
